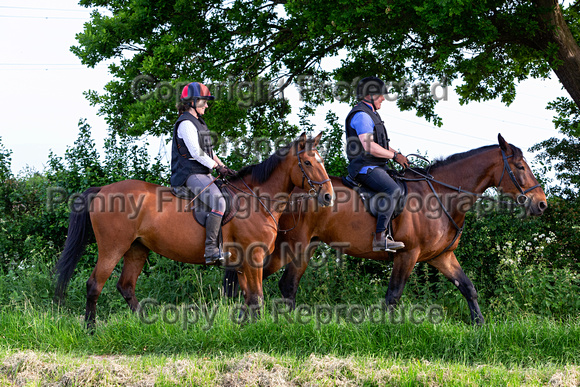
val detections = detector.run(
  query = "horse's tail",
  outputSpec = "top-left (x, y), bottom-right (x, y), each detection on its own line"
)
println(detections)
top-left (54, 186), bottom-right (102, 303)
top-left (222, 269), bottom-right (239, 298)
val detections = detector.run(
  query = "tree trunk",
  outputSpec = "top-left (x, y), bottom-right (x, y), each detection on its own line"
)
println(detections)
top-left (535, 0), bottom-right (580, 108)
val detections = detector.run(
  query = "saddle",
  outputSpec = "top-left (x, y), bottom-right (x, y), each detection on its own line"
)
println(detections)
top-left (341, 169), bottom-right (407, 220)
top-left (170, 180), bottom-right (238, 227)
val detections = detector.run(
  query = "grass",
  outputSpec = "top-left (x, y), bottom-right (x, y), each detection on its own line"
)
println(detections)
top-left (1, 300), bottom-right (579, 364)
top-left (1, 346), bottom-right (579, 386)
top-left (1, 254), bottom-right (579, 385)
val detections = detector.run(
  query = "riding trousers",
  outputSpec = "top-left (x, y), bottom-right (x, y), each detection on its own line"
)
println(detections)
top-left (354, 167), bottom-right (403, 234)
top-left (186, 174), bottom-right (227, 215)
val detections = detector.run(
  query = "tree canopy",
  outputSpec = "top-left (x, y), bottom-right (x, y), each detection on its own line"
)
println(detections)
top-left (73, 0), bottom-right (580, 129)
top-left (72, 0), bottom-right (580, 184)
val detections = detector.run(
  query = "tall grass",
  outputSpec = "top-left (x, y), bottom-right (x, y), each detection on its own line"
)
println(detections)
top-left (1, 299), bottom-right (579, 367)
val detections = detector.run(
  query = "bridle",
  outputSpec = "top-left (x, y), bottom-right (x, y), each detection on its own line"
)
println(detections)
top-left (297, 148), bottom-right (331, 197)
top-left (497, 149), bottom-right (542, 205)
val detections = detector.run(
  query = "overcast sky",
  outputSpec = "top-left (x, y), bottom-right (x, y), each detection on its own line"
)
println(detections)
top-left (0, 0), bottom-right (567, 176)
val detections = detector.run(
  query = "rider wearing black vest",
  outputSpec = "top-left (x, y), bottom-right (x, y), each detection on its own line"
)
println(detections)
top-left (345, 77), bottom-right (409, 252)
top-left (171, 111), bottom-right (215, 185)
top-left (171, 82), bottom-right (236, 265)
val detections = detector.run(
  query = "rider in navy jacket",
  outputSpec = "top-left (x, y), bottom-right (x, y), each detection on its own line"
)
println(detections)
top-left (345, 77), bottom-right (409, 252)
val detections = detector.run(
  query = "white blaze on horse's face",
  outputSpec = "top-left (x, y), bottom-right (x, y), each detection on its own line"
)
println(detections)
top-left (314, 151), bottom-right (334, 206)
top-left (315, 152), bottom-right (323, 164)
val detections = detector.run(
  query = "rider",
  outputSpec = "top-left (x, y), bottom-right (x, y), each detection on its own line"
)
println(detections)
top-left (171, 81), bottom-right (236, 264)
top-left (345, 76), bottom-right (409, 252)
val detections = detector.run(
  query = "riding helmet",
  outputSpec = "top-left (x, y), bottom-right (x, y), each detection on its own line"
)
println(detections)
top-left (356, 76), bottom-right (387, 100)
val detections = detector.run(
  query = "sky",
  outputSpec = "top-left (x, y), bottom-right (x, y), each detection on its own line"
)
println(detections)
top-left (0, 0), bottom-right (568, 176)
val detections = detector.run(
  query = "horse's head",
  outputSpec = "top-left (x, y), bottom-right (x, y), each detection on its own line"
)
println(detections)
top-left (496, 134), bottom-right (548, 216)
top-left (289, 132), bottom-right (334, 207)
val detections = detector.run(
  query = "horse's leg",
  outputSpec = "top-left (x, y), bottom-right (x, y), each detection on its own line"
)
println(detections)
top-left (277, 252), bottom-right (310, 309)
top-left (225, 236), bottom-right (306, 302)
top-left (237, 246), bottom-right (267, 322)
top-left (428, 251), bottom-right (485, 325)
top-left (116, 241), bottom-right (149, 313)
top-left (385, 250), bottom-right (420, 310)
top-left (222, 269), bottom-right (240, 298)
top-left (263, 252), bottom-right (285, 280)
top-left (236, 270), bottom-right (248, 298)
top-left (234, 268), bottom-right (263, 323)
top-left (85, 247), bottom-right (126, 330)
top-left (262, 250), bottom-right (298, 306)
top-left (269, 233), bottom-right (311, 308)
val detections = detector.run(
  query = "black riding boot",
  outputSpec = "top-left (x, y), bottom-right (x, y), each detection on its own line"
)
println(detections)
top-left (204, 212), bottom-right (229, 265)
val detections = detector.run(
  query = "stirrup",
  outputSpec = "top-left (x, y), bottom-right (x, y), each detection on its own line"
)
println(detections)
top-left (372, 232), bottom-right (397, 253)
top-left (205, 255), bottom-right (222, 265)
top-left (374, 246), bottom-right (397, 253)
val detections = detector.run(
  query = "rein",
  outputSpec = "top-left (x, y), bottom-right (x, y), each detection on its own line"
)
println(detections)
top-left (400, 168), bottom-right (466, 260)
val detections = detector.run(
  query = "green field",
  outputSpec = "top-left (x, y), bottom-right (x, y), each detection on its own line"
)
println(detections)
top-left (1, 300), bottom-right (579, 386)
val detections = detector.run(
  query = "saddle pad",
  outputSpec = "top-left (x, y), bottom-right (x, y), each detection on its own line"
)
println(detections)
top-left (341, 171), bottom-right (407, 219)
top-left (170, 180), bottom-right (238, 227)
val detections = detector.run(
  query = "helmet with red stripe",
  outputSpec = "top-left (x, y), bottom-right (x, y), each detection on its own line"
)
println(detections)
top-left (180, 82), bottom-right (215, 102)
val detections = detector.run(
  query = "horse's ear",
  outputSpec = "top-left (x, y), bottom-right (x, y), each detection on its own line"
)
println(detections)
top-left (298, 132), bottom-right (307, 150)
top-left (498, 134), bottom-right (511, 154)
top-left (313, 132), bottom-right (323, 147)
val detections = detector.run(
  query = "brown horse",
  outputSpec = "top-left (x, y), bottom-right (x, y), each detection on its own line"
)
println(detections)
top-left (54, 133), bottom-right (334, 328)
top-left (225, 134), bottom-right (547, 324)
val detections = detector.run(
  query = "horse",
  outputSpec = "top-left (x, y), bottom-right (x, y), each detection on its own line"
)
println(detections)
top-left (54, 133), bottom-right (334, 328)
top-left (224, 134), bottom-right (547, 324)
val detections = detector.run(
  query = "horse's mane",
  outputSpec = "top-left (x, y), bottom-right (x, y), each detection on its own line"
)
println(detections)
top-left (430, 143), bottom-right (522, 170)
top-left (233, 140), bottom-right (298, 184)
top-left (429, 145), bottom-right (498, 170)
top-left (404, 143), bottom-right (522, 176)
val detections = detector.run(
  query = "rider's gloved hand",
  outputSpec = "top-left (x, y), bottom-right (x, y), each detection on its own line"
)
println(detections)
top-left (393, 152), bottom-right (409, 168)
top-left (216, 164), bottom-right (237, 177)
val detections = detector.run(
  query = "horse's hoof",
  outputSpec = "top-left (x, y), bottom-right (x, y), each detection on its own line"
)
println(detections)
top-left (86, 324), bottom-right (96, 335)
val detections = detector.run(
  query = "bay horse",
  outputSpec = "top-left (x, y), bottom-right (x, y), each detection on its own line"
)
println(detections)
top-left (225, 134), bottom-right (547, 324)
top-left (54, 133), bottom-right (334, 328)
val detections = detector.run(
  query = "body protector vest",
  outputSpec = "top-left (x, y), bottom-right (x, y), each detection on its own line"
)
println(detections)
top-left (170, 112), bottom-right (215, 187)
top-left (345, 102), bottom-right (390, 176)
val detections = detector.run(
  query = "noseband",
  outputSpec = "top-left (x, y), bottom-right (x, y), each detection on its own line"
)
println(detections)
top-left (498, 149), bottom-right (542, 205)
top-left (297, 149), bottom-right (331, 197)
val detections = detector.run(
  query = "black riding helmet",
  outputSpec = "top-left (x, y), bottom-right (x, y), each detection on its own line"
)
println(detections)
top-left (356, 76), bottom-right (386, 110)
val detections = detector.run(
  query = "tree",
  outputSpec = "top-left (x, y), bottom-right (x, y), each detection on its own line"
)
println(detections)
top-left (73, 0), bottom-right (580, 136)
top-left (47, 119), bottom-right (170, 192)
top-left (531, 97), bottom-right (580, 198)
top-left (0, 137), bottom-right (11, 184)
